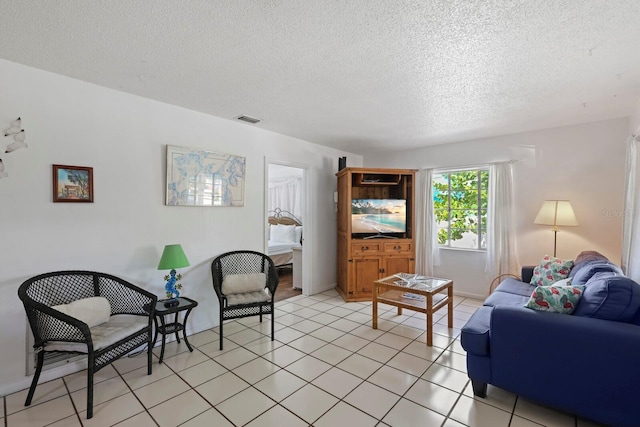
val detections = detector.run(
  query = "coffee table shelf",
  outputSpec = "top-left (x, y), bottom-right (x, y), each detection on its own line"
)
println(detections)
top-left (373, 274), bottom-right (453, 346)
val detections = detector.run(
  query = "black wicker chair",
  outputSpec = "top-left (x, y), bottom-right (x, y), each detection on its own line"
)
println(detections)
top-left (18, 271), bottom-right (157, 419)
top-left (211, 250), bottom-right (279, 350)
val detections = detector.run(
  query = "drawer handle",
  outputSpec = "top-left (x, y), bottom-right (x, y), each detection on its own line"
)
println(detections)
top-left (362, 246), bottom-right (369, 250)
top-left (394, 245), bottom-right (401, 250)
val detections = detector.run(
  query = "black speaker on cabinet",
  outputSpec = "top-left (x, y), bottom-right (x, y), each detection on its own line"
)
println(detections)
top-left (338, 156), bottom-right (347, 171)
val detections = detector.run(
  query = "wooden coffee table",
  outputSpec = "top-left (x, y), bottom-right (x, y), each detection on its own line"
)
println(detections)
top-left (372, 273), bottom-right (453, 346)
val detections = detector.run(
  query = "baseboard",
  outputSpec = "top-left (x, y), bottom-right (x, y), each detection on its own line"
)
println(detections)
top-left (0, 332), bottom-right (202, 398)
top-left (0, 358), bottom-right (88, 397)
top-left (453, 290), bottom-right (486, 301)
top-left (310, 282), bottom-right (337, 295)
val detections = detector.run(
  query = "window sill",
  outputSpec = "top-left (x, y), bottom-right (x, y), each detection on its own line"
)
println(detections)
top-left (438, 247), bottom-right (487, 254)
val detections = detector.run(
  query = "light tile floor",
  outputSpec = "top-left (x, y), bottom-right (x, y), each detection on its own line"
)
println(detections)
top-left (3, 290), bottom-right (606, 426)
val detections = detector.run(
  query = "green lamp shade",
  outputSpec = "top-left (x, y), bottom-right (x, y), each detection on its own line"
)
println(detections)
top-left (157, 244), bottom-right (190, 270)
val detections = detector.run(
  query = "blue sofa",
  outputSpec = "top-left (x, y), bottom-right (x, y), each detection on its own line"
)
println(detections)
top-left (461, 253), bottom-right (640, 427)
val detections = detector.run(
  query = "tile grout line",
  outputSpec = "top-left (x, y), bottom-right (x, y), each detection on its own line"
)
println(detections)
top-left (214, 293), bottom-right (436, 425)
top-left (13, 291), bottom-right (480, 426)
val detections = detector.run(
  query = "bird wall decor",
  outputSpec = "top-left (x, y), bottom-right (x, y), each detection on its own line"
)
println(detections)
top-left (4, 117), bottom-right (22, 136)
top-left (1, 117), bottom-right (29, 178)
top-left (4, 117), bottom-right (27, 153)
top-left (5, 130), bottom-right (27, 153)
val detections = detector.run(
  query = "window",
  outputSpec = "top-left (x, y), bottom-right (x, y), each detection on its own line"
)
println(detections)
top-left (433, 169), bottom-right (489, 250)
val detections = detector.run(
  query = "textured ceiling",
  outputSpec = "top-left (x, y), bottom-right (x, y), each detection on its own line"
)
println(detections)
top-left (1, 1), bottom-right (639, 154)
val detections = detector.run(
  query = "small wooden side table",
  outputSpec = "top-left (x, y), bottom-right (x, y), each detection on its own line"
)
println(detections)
top-left (373, 274), bottom-right (453, 346)
top-left (153, 297), bottom-right (198, 363)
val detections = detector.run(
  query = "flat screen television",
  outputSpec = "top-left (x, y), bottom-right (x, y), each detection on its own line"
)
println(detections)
top-left (351, 199), bottom-right (406, 236)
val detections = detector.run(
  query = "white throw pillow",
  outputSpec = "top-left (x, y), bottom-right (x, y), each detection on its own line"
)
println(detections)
top-left (270, 224), bottom-right (296, 243)
top-left (222, 273), bottom-right (267, 295)
top-left (551, 277), bottom-right (572, 286)
top-left (52, 297), bottom-right (111, 328)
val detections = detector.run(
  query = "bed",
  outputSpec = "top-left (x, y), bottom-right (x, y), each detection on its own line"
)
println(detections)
top-left (267, 208), bottom-right (302, 268)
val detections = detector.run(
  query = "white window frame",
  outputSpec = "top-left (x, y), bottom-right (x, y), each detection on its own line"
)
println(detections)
top-left (433, 167), bottom-right (489, 251)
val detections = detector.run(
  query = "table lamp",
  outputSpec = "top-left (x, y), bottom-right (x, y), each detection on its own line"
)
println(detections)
top-left (158, 244), bottom-right (190, 307)
top-left (533, 200), bottom-right (578, 257)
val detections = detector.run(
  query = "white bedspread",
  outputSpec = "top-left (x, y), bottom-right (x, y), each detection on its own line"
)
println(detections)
top-left (268, 241), bottom-right (302, 266)
top-left (268, 241), bottom-right (301, 255)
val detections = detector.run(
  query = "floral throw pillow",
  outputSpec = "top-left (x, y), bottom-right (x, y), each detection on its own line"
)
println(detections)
top-left (525, 284), bottom-right (585, 314)
top-left (530, 255), bottom-right (574, 287)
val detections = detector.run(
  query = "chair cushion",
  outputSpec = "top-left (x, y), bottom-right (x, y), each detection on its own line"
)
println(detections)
top-left (530, 255), bottom-right (573, 287)
top-left (222, 273), bottom-right (266, 295)
top-left (573, 272), bottom-right (640, 322)
top-left (45, 314), bottom-right (148, 352)
top-left (52, 297), bottom-right (111, 328)
top-left (226, 289), bottom-right (271, 306)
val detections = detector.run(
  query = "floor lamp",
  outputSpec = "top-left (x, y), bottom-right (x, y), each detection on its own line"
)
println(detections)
top-left (534, 200), bottom-right (578, 257)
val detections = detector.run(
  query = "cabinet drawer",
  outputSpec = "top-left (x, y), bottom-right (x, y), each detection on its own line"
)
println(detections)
top-left (352, 242), bottom-right (381, 255)
top-left (383, 242), bottom-right (412, 253)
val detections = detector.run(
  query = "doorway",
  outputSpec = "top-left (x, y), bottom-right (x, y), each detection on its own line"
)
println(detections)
top-left (265, 161), bottom-right (311, 296)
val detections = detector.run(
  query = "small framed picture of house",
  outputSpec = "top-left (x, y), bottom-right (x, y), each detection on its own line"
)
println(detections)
top-left (53, 164), bottom-right (94, 203)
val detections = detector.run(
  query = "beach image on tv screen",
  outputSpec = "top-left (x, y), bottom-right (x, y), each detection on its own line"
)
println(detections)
top-left (351, 199), bottom-right (406, 233)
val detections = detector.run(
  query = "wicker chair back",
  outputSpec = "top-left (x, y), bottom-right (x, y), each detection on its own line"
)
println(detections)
top-left (211, 250), bottom-right (279, 350)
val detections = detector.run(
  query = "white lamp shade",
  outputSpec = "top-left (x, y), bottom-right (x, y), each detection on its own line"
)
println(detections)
top-left (534, 200), bottom-right (578, 227)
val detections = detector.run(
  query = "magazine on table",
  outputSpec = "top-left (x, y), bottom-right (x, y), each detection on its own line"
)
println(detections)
top-left (393, 273), bottom-right (435, 289)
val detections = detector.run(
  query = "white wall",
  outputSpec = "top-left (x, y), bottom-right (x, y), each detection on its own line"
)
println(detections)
top-left (630, 99), bottom-right (640, 135)
top-left (269, 164), bottom-right (304, 180)
top-left (366, 118), bottom-right (629, 298)
top-left (0, 59), bottom-right (362, 394)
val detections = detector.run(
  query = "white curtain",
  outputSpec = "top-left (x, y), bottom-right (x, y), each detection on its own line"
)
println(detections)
top-left (268, 176), bottom-right (303, 221)
top-left (485, 162), bottom-right (519, 278)
top-left (415, 169), bottom-right (440, 275)
top-left (623, 135), bottom-right (638, 277)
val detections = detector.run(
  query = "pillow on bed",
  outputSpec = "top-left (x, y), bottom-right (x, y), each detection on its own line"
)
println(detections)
top-left (270, 224), bottom-right (297, 243)
top-left (295, 226), bottom-right (303, 243)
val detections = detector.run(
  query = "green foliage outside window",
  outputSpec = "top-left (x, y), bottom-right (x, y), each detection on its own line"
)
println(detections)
top-left (433, 170), bottom-right (489, 248)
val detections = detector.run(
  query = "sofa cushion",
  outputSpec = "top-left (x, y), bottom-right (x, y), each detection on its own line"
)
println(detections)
top-left (530, 255), bottom-right (573, 287)
top-left (571, 261), bottom-right (623, 286)
top-left (573, 272), bottom-right (640, 322)
top-left (631, 307), bottom-right (640, 326)
top-left (461, 306), bottom-right (492, 356)
top-left (524, 285), bottom-right (585, 314)
top-left (494, 278), bottom-right (535, 297)
top-left (573, 250), bottom-right (608, 267)
top-left (52, 297), bottom-right (111, 328)
top-left (484, 290), bottom-right (530, 308)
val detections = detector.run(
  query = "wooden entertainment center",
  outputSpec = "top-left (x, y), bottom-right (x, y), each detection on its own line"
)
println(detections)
top-left (336, 167), bottom-right (417, 302)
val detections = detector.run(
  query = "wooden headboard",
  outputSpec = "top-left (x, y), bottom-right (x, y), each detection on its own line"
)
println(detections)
top-left (268, 208), bottom-right (302, 226)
